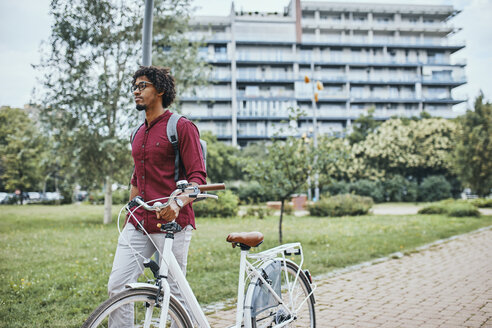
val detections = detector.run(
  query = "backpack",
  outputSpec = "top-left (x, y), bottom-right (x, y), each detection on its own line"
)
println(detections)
top-left (130, 113), bottom-right (207, 182)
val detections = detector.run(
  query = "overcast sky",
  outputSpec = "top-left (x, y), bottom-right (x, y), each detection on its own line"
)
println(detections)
top-left (0, 0), bottom-right (491, 110)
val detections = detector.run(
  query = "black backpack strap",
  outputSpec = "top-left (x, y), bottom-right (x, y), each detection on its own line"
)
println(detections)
top-left (167, 113), bottom-right (183, 182)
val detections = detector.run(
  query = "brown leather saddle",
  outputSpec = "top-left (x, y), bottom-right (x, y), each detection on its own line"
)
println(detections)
top-left (226, 231), bottom-right (264, 250)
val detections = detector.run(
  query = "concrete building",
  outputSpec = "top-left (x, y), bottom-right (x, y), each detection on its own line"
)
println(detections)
top-left (182, 0), bottom-right (466, 146)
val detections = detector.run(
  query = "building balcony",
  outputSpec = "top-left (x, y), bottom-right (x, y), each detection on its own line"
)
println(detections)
top-left (236, 72), bottom-right (296, 83)
top-left (302, 18), bottom-right (453, 33)
top-left (237, 90), bottom-right (296, 100)
top-left (422, 76), bottom-right (466, 86)
top-left (236, 52), bottom-right (296, 63)
top-left (300, 35), bottom-right (465, 51)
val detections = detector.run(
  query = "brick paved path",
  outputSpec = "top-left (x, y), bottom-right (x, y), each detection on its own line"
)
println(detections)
top-left (206, 228), bottom-right (492, 327)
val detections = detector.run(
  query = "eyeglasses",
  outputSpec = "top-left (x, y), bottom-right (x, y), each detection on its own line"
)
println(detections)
top-left (132, 81), bottom-right (153, 92)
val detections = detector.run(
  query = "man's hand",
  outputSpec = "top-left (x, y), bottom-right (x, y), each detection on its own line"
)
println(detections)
top-left (156, 199), bottom-right (181, 222)
top-left (155, 188), bottom-right (196, 222)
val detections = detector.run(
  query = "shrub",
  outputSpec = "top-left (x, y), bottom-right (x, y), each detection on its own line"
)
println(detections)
top-left (193, 190), bottom-right (239, 218)
top-left (418, 204), bottom-right (448, 215)
top-left (349, 179), bottom-right (385, 203)
top-left (307, 194), bottom-right (373, 217)
top-left (324, 181), bottom-right (350, 196)
top-left (112, 189), bottom-right (130, 204)
top-left (470, 198), bottom-right (492, 208)
top-left (418, 199), bottom-right (480, 217)
top-left (244, 206), bottom-right (273, 219)
top-left (447, 203), bottom-right (480, 217)
top-left (237, 181), bottom-right (269, 204)
top-left (418, 175), bottom-right (452, 202)
top-left (283, 203), bottom-right (293, 215)
top-left (383, 175), bottom-right (418, 202)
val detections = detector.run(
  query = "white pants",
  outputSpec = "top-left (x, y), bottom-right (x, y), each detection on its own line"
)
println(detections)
top-left (107, 223), bottom-right (193, 327)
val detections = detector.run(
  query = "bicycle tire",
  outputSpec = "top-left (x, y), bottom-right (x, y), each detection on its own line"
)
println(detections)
top-left (82, 287), bottom-right (192, 328)
top-left (248, 260), bottom-right (316, 328)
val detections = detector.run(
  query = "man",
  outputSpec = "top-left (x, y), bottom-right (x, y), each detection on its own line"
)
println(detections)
top-left (107, 66), bottom-right (206, 326)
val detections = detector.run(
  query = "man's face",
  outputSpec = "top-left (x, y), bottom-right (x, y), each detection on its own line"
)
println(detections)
top-left (133, 76), bottom-right (161, 111)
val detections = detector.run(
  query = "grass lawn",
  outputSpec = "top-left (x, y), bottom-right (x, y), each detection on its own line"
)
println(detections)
top-left (1, 204), bottom-right (491, 327)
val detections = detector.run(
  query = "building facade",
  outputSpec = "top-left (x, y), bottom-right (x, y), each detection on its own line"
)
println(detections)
top-left (182, 0), bottom-right (466, 146)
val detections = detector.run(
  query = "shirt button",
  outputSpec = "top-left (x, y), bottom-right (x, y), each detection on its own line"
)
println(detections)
top-left (145, 130), bottom-right (148, 134)
top-left (142, 176), bottom-right (145, 179)
top-left (142, 191), bottom-right (145, 195)
top-left (141, 160), bottom-right (144, 164)
top-left (142, 145), bottom-right (145, 148)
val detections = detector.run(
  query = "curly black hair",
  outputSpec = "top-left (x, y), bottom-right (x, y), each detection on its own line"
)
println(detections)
top-left (132, 66), bottom-right (176, 108)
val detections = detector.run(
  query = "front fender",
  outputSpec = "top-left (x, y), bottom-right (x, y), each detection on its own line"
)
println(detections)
top-left (125, 282), bottom-right (158, 291)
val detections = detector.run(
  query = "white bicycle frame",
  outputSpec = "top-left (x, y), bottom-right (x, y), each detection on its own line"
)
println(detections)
top-left (121, 193), bottom-right (315, 328)
top-left (125, 234), bottom-right (315, 328)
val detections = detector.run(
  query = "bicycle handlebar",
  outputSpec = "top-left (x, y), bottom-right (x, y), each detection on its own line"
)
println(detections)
top-left (127, 182), bottom-right (225, 212)
top-left (196, 183), bottom-right (225, 191)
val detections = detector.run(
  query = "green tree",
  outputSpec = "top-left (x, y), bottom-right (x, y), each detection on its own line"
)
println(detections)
top-left (348, 107), bottom-right (381, 145)
top-left (452, 94), bottom-right (492, 196)
top-left (0, 107), bottom-right (47, 203)
top-left (244, 137), bottom-right (320, 243)
top-left (200, 131), bottom-right (240, 183)
top-left (35, 0), bottom-right (208, 223)
top-left (350, 117), bottom-right (457, 180)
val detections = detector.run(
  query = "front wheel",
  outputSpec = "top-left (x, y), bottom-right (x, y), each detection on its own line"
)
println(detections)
top-left (82, 288), bottom-right (192, 328)
top-left (247, 260), bottom-right (316, 328)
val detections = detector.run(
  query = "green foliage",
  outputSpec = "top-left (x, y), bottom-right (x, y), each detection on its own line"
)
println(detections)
top-left (324, 180), bottom-right (350, 196)
top-left (243, 135), bottom-right (327, 242)
top-left (35, 0), bottom-right (208, 221)
top-left (348, 107), bottom-right (381, 145)
top-left (418, 200), bottom-right (480, 217)
top-left (447, 203), bottom-right (480, 217)
top-left (244, 206), bottom-right (273, 219)
top-left (383, 175), bottom-right (418, 202)
top-left (469, 198), bottom-right (492, 208)
top-left (418, 204), bottom-right (448, 215)
top-left (0, 107), bottom-right (48, 198)
top-left (451, 94), bottom-right (492, 197)
top-left (350, 117), bottom-right (457, 180)
top-left (192, 190), bottom-right (239, 218)
top-left (232, 180), bottom-right (276, 204)
top-left (418, 175), bottom-right (452, 202)
top-left (349, 179), bottom-right (385, 203)
top-left (308, 194), bottom-right (373, 217)
top-left (200, 132), bottom-right (240, 183)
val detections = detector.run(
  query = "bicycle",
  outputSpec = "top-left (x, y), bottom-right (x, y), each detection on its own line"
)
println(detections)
top-left (83, 181), bottom-right (316, 328)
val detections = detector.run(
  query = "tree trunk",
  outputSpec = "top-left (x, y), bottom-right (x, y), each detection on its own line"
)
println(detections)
top-left (278, 199), bottom-right (284, 244)
top-left (103, 175), bottom-right (113, 224)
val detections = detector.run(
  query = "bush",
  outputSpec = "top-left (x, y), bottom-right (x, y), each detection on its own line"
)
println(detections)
top-left (418, 200), bottom-right (480, 217)
top-left (447, 203), bottom-right (480, 217)
top-left (244, 206), bottom-right (273, 219)
top-left (112, 189), bottom-right (130, 204)
top-left (470, 198), bottom-right (492, 208)
top-left (418, 204), bottom-right (448, 215)
top-left (324, 181), bottom-right (350, 196)
top-left (383, 175), bottom-right (418, 202)
top-left (193, 190), bottom-right (239, 218)
top-left (349, 179), bottom-right (385, 203)
top-left (307, 194), bottom-right (373, 217)
top-left (418, 175), bottom-right (452, 202)
top-left (236, 181), bottom-right (270, 204)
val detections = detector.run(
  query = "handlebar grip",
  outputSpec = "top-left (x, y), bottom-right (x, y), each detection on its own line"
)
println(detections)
top-left (197, 183), bottom-right (226, 191)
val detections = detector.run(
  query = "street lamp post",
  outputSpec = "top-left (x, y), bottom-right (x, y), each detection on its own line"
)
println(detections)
top-left (304, 62), bottom-right (323, 202)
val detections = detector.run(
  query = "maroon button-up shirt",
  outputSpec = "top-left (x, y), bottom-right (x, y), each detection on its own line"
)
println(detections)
top-left (129, 111), bottom-right (206, 233)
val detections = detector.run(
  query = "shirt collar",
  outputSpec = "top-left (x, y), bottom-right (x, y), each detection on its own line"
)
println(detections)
top-left (144, 110), bottom-right (171, 129)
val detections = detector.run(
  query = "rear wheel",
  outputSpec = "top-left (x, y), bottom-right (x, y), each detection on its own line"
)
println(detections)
top-left (249, 260), bottom-right (316, 328)
top-left (82, 288), bottom-right (192, 328)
